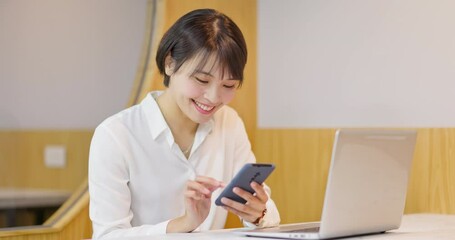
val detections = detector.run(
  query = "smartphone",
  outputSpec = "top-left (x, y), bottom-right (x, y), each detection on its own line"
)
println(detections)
top-left (215, 163), bottom-right (275, 206)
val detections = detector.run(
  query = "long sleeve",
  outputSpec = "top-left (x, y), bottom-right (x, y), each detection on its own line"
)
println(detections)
top-left (89, 124), bottom-right (169, 239)
top-left (89, 95), bottom-right (279, 238)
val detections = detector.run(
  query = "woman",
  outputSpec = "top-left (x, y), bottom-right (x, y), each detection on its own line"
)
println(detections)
top-left (89, 8), bottom-right (280, 239)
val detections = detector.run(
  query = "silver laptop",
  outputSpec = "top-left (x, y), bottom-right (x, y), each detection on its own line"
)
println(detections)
top-left (237, 129), bottom-right (417, 239)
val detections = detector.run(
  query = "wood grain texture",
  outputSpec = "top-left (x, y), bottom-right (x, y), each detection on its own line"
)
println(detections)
top-left (405, 128), bottom-right (455, 214)
top-left (0, 130), bottom-right (93, 191)
top-left (254, 129), bottom-right (336, 223)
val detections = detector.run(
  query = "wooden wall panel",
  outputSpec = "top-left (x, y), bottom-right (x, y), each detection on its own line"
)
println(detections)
top-left (255, 129), bottom-right (336, 223)
top-left (0, 131), bottom-right (21, 186)
top-left (405, 128), bottom-right (455, 214)
top-left (255, 128), bottom-right (455, 224)
top-left (0, 130), bottom-right (93, 191)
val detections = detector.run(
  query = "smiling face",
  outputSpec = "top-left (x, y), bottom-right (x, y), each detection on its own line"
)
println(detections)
top-left (155, 9), bottom-right (247, 127)
top-left (164, 53), bottom-right (239, 124)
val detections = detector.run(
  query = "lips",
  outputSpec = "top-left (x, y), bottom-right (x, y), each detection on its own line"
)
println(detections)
top-left (193, 100), bottom-right (215, 114)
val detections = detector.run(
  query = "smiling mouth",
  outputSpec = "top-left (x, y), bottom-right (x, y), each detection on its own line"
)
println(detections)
top-left (193, 100), bottom-right (215, 113)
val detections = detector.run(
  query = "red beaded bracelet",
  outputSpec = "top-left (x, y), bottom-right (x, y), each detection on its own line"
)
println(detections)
top-left (252, 208), bottom-right (267, 226)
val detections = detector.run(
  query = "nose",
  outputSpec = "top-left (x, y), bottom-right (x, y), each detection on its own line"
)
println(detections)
top-left (204, 85), bottom-right (221, 104)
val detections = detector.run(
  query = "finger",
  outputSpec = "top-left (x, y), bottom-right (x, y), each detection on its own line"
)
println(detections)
top-left (251, 182), bottom-right (269, 203)
top-left (221, 197), bottom-right (262, 217)
top-left (232, 187), bottom-right (266, 213)
top-left (187, 180), bottom-right (211, 196)
top-left (232, 187), bottom-right (255, 204)
top-left (195, 176), bottom-right (224, 191)
top-left (222, 205), bottom-right (245, 218)
top-left (222, 205), bottom-right (257, 223)
top-left (184, 190), bottom-right (207, 200)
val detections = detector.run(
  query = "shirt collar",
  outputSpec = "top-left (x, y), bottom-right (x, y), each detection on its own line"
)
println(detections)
top-left (141, 91), bottom-right (168, 140)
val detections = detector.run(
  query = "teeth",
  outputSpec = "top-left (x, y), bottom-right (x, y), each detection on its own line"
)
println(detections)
top-left (195, 101), bottom-right (215, 111)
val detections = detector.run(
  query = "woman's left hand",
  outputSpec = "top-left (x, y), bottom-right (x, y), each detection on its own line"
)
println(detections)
top-left (220, 181), bottom-right (268, 223)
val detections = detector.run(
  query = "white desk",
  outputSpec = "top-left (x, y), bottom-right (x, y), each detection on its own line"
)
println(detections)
top-left (111, 214), bottom-right (455, 240)
top-left (0, 188), bottom-right (71, 227)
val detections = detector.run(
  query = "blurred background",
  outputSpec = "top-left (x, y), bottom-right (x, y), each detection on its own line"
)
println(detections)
top-left (1, 0), bottom-right (454, 239)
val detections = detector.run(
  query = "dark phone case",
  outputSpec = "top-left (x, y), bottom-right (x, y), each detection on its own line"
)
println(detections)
top-left (215, 163), bottom-right (275, 206)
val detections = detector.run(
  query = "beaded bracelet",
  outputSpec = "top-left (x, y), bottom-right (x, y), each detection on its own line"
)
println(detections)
top-left (252, 208), bottom-right (267, 226)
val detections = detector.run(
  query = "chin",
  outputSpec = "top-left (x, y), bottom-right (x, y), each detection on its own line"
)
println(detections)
top-left (192, 109), bottom-right (217, 123)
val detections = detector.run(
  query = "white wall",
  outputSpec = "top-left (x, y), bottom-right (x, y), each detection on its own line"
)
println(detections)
top-left (258, 0), bottom-right (455, 128)
top-left (0, 0), bottom-right (147, 129)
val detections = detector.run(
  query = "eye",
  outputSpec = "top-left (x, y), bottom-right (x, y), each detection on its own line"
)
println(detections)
top-left (223, 84), bottom-right (236, 89)
top-left (195, 77), bottom-right (208, 84)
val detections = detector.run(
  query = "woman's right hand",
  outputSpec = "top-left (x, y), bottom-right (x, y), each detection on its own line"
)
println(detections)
top-left (167, 176), bottom-right (224, 233)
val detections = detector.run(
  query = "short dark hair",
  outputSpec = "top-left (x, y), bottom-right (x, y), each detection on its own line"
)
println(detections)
top-left (156, 8), bottom-right (247, 87)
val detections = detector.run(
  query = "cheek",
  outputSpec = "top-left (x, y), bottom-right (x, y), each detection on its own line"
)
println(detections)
top-left (183, 81), bottom-right (204, 98)
top-left (221, 90), bottom-right (236, 104)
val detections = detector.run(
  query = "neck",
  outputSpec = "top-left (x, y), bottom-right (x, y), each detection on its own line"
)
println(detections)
top-left (156, 91), bottom-right (198, 136)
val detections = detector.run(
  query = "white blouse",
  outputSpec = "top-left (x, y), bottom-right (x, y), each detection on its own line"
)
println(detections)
top-left (89, 91), bottom-right (280, 239)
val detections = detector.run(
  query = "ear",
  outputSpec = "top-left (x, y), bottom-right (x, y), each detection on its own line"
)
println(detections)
top-left (164, 55), bottom-right (175, 76)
